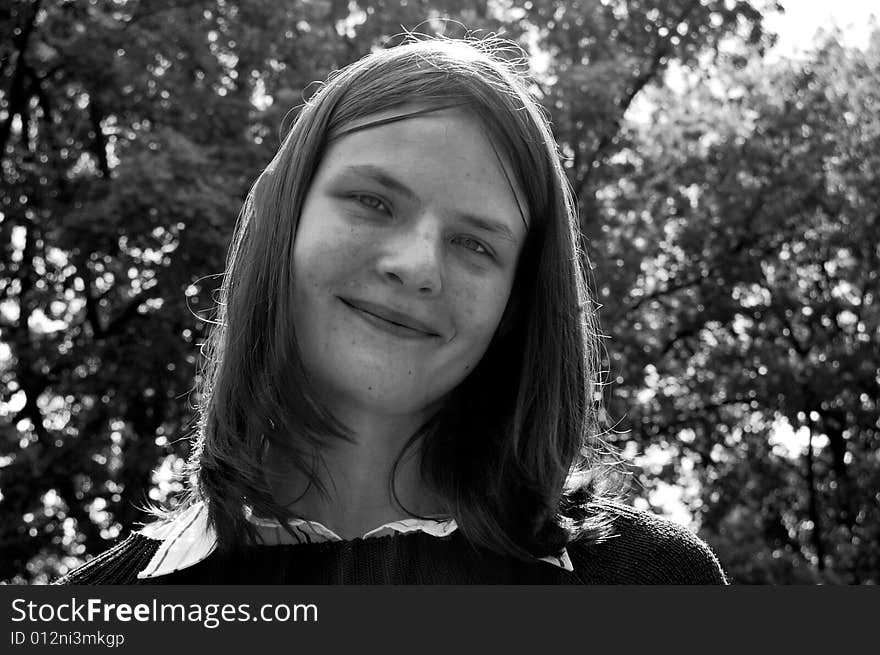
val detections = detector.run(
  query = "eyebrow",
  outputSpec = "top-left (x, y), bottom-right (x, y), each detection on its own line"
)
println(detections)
top-left (338, 164), bottom-right (521, 243)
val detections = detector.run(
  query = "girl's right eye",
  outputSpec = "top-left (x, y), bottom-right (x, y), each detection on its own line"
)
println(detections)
top-left (352, 194), bottom-right (389, 214)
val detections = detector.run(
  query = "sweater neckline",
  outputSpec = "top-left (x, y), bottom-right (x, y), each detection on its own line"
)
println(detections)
top-left (135, 501), bottom-right (573, 579)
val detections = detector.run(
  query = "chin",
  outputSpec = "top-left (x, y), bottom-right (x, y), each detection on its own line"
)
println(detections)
top-left (353, 386), bottom-right (441, 418)
top-left (312, 350), bottom-right (470, 420)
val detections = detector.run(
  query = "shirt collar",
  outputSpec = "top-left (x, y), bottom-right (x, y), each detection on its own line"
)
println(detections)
top-left (136, 501), bottom-right (573, 579)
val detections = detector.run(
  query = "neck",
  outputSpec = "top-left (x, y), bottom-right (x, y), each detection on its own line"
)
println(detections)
top-left (265, 406), bottom-right (446, 539)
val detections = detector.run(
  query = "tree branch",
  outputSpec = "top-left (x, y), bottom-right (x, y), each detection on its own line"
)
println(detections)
top-left (102, 287), bottom-right (164, 338)
top-left (88, 95), bottom-right (111, 177)
top-left (626, 269), bottom-right (711, 315)
top-left (0, 0), bottom-right (41, 157)
top-left (576, 0), bottom-right (703, 200)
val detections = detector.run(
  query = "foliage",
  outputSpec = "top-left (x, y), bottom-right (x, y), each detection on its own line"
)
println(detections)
top-left (599, 34), bottom-right (880, 583)
top-left (2, 0), bottom-right (876, 584)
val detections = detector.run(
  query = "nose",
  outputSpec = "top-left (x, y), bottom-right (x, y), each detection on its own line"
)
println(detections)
top-left (377, 222), bottom-right (443, 296)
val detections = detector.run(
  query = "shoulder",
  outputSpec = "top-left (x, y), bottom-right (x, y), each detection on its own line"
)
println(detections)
top-left (566, 501), bottom-right (728, 585)
top-left (56, 502), bottom-right (217, 584)
top-left (54, 532), bottom-right (163, 585)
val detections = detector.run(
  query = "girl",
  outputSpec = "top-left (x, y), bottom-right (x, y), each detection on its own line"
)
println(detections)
top-left (60, 37), bottom-right (726, 584)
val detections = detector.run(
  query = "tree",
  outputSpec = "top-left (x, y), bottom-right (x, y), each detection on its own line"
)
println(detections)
top-left (600, 32), bottom-right (880, 583)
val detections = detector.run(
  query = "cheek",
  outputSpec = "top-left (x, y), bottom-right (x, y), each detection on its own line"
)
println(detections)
top-left (293, 222), bottom-right (365, 291)
top-left (451, 276), bottom-right (513, 354)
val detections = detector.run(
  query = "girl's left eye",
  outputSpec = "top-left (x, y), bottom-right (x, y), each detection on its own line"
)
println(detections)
top-left (353, 194), bottom-right (389, 213)
top-left (453, 236), bottom-right (490, 256)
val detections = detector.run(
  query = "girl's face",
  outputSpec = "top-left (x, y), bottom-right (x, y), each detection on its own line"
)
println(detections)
top-left (291, 108), bottom-right (528, 419)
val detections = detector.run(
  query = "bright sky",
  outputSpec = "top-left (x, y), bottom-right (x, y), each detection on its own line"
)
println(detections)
top-left (764, 0), bottom-right (878, 56)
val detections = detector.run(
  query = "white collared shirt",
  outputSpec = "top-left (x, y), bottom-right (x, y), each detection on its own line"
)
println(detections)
top-left (136, 501), bottom-right (573, 579)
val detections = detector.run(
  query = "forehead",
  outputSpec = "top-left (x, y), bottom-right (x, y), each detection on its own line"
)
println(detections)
top-left (319, 107), bottom-right (529, 230)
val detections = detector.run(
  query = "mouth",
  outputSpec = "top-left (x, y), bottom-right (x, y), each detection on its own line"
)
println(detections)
top-left (339, 298), bottom-right (441, 339)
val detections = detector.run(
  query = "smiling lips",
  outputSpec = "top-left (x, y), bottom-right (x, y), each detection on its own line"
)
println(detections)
top-left (340, 298), bottom-right (441, 339)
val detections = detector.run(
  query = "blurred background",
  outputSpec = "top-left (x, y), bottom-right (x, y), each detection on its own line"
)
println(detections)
top-left (2, 0), bottom-right (878, 584)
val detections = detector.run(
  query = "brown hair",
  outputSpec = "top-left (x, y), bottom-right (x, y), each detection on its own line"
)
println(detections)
top-left (185, 36), bottom-right (621, 559)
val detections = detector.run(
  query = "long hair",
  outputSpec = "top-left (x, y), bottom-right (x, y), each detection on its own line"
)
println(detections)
top-left (183, 36), bottom-right (622, 558)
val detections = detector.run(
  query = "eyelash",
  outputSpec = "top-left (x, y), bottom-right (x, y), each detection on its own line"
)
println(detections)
top-left (349, 194), bottom-right (494, 259)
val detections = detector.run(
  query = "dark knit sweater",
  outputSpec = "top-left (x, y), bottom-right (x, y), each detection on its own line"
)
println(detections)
top-left (57, 503), bottom-right (726, 585)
